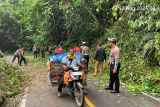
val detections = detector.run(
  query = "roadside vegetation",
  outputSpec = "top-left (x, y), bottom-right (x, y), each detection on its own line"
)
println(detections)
top-left (94, 59), bottom-right (160, 97)
top-left (0, 59), bottom-right (24, 106)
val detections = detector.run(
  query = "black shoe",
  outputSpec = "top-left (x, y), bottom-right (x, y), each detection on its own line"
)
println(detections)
top-left (110, 90), bottom-right (120, 93)
top-left (105, 87), bottom-right (113, 90)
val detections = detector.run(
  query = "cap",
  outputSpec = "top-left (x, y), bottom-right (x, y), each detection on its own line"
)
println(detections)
top-left (82, 42), bottom-right (86, 44)
top-left (107, 38), bottom-right (117, 42)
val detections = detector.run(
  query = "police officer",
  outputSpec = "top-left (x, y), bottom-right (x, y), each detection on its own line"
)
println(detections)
top-left (105, 38), bottom-right (121, 93)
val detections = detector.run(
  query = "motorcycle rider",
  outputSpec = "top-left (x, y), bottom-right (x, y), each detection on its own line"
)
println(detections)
top-left (57, 49), bottom-right (81, 97)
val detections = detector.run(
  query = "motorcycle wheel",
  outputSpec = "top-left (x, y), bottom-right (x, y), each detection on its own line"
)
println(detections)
top-left (74, 84), bottom-right (84, 107)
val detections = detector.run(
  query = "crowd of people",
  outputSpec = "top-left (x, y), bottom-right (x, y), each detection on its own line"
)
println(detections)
top-left (47, 38), bottom-right (120, 96)
top-left (32, 45), bottom-right (65, 59)
top-left (32, 45), bottom-right (46, 59)
top-left (1, 37), bottom-right (120, 95)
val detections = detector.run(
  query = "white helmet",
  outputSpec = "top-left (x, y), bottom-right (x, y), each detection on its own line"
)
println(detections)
top-left (107, 38), bottom-right (117, 42)
top-left (82, 42), bottom-right (86, 45)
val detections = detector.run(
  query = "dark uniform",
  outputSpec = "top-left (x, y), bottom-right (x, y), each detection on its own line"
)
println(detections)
top-left (109, 60), bottom-right (120, 92)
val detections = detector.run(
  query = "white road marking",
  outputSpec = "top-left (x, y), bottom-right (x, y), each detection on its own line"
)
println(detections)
top-left (142, 92), bottom-right (160, 102)
top-left (20, 94), bottom-right (27, 107)
top-left (121, 82), bottom-right (160, 103)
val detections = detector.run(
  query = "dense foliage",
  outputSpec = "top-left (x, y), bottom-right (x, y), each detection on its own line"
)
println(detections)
top-left (0, 0), bottom-right (159, 63)
top-left (96, 0), bottom-right (160, 96)
top-left (0, 0), bottom-right (116, 50)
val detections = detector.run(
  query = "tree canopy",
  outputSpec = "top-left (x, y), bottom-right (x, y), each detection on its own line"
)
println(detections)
top-left (0, 0), bottom-right (160, 64)
top-left (0, 0), bottom-right (116, 51)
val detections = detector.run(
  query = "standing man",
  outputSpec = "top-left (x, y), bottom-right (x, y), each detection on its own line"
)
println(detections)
top-left (48, 46), bottom-right (53, 55)
top-left (40, 45), bottom-right (46, 59)
top-left (19, 48), bottom-right (27, 66)
top-left (32, 45), bottom-right (38, 59)
top-left (105, 38), bottom-right (120, 93)
top-left (37, 45), bottom-right (40, 57)
top-left (93, 43), bottom-right (106, 76)
top-left (0, 49), bottom-right (4, 58)
top-left (12, 49), bottom-right (20, 63)
top-left (81, 42), bottom-right (89, 71)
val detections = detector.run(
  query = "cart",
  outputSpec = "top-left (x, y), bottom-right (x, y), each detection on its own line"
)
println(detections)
top-left (47, 52), bottom-right (83, 86)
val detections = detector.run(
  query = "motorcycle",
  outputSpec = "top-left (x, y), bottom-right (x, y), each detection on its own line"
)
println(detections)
top-left (62, 66), bottom-right (85, 107)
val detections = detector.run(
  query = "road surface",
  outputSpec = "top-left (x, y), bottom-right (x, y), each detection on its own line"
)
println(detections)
top-left (5, 56), bottom-right (160, 107)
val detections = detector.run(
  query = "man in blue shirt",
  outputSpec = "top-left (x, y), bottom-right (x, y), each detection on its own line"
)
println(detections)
top-left (57, 49), bottom-right (80, 97)
top-left (61, 50), bottom-right (80, 68)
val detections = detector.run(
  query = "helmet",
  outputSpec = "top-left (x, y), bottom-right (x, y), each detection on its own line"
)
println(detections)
top-left (82, 42), bottom-right (86, 45)
top-left (81, 58), bottom-right (87, 64)
top-left (107, 38), bottom-right (117, 42)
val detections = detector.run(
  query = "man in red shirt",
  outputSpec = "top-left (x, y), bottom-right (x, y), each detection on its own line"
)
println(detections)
top-left (56, 47), bottom-right (64, 54)
top-left (73, 47), bottom-right (81, 52)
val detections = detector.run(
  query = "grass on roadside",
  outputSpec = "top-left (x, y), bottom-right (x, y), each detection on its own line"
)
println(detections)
top-left (0, 59), bottom-right (24, 97)
top-left (92, 56), bottom-right (160, 97)
top-left (25, 52), bottom-right (50, 65)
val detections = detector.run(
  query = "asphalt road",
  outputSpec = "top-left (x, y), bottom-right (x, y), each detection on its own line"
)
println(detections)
top-left (21, 77), bottom-right (159, 107)
top-left (4, 56), bottom-right (160, 107)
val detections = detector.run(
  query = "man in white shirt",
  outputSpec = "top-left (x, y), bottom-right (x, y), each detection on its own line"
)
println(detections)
top-left (81, 42), bottom-right (89, 71)
top-left (0, 49), bottom-right (4, 58)
top-left (105, 38), bottom-right (120, 93)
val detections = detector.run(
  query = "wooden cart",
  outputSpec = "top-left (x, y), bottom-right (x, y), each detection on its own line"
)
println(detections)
top-left (47, 61), bottom-right (63, 86)
top-left (47, 58), bottom-right (87, 86)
